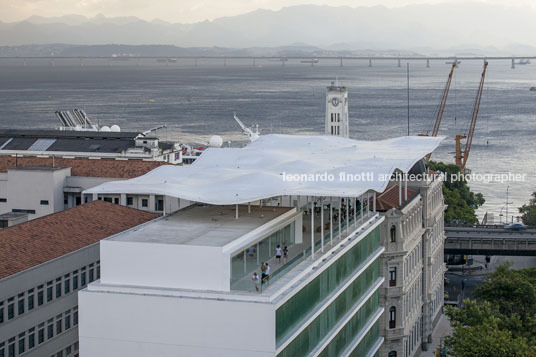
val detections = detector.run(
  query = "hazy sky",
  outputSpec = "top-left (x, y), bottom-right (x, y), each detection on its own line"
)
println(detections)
top-left (1, 0), bottom-right (535, 23)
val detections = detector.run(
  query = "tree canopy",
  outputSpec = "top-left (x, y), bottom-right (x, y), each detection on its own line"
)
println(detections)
top-left (519, 192), bottom-right (536, 226)
top-left (445, 265), bottom-right (536, 357)
top-left (428, 161), bottom-right (485, 224)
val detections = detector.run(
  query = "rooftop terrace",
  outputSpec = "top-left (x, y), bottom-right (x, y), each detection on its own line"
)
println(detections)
top-left (110, 204), bottom-right (294, 247)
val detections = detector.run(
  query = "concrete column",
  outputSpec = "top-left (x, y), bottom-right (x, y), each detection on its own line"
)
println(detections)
top-left (149, 195), bottom-right (155, 211)
top-left (373, 192), bottom-right (377, 212)
top-left (338, 197), bottom-right (342, 240)
top-left (346, 198), bottom-right (349, 234)
top-left (248, 202), bottom-right (251, 214)
top-left (330, 197), bottom-right (333, 245)
top-left (92, 193), bottom-right (98, 202)
top-left (399, 180), bottom-right (402, 206)
top-left (235, 204), bottom-right (239, 219)
top-left (405, 175), bottom-right (408, 201)
top-left (354, 197), bottom-right (357, 228)
top-left (311, 198), bottom-right (315, 259)
top-left (361, 194), bottom-right (364, 222)
top-left (321, 198), bottom-right (324, 252)
top-left (120, 194), bottom-right (127, 206)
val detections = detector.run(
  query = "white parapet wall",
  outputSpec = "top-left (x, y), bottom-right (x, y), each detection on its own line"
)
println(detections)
top-left (79, 286), bottom-right (276, 356)
top-left (100, 240), bottom-right (230, 291)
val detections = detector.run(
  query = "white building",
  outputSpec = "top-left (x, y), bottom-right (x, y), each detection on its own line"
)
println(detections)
top-left (0, 156), bottom-right (169, 220)
top-left (79, 134), bottom-right (442, 357)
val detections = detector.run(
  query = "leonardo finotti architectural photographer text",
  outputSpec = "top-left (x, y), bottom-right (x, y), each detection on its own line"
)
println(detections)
top-left (281, 171), bottom-right (527, 184)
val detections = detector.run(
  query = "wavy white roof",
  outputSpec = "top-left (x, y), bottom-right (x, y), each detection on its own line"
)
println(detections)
top-left (84, 134), bottom-right (443, 205)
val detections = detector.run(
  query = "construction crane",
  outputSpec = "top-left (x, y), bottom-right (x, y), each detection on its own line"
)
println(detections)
top-left (455, 61), bottom-right (488, 170)
top-left (424, 62), bottom-right (456, 160)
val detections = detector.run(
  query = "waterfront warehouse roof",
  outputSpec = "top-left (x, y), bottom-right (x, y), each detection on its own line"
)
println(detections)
top-left (0, 201), bottom-right (158, 280)
top-left (84, 134), bottom-right (443, 205)
top-left (0, 156), bottom-right (170, 178)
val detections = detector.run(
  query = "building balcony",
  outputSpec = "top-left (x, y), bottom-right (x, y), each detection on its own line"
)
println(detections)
top-left (385, 326), bottom-right (405, 340)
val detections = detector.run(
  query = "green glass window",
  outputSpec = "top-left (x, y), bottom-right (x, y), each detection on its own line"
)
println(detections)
top-left (278, 289), bottom-right (380, 357)
top-left (276, 226), bottom-right (380, 344)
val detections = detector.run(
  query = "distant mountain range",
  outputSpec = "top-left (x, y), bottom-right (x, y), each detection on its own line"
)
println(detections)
top-left (1, 3), bottom-right (536, 55)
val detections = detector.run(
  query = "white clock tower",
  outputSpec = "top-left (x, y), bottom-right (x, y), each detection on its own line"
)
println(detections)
top-left (325, 81), bottom-right (349, 138)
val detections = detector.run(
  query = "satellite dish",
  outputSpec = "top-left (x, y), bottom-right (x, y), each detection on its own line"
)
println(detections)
top-left (110, 125), bottom-right (121, 132)
top-left (209, 135), bottom-right (223, 148)
top-left (100, 126), bottom-right (111, 132)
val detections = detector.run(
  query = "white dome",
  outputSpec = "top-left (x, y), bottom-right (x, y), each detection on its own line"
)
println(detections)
top-left (100, 126), bottom-right (111, 132)
top-left (110, 125), bottom-right (121, 132)
top-left (209, 135), bottom-right (223, 148)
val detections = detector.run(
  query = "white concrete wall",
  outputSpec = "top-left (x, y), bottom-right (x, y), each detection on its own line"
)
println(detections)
top-left (0, 173), bottom-right (7, 214)
top-left (100, 240), bottom-right (230, 291)
top-left (79, 287), bottom-right (275, 357)
top-left (6, 167), bottom-right (70, 219)
top-left (65, 176), bottom-right (123, 190)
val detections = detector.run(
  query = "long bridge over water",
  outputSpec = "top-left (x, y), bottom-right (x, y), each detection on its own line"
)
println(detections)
top-left (0, 55), bottom-right (534, 68)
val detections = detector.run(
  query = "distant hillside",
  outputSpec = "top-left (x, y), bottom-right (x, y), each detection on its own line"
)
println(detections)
top-left (1, 3), bottom-right (536, 53)
top-left (0, 43), bottom-right (421, 58)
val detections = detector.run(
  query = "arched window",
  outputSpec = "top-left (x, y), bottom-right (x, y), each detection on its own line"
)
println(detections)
top-left (390, 225), bottom-right (396, 242)
top-left (388, 352), bottom-right (397, 357)
top-left (389, 306), bottom-right (396, 328)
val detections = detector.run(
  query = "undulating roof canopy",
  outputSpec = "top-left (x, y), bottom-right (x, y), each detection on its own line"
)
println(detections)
top-left (84, 134), bottom-right (443, 205)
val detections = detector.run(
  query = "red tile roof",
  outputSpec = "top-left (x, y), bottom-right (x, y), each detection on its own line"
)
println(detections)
top-left (370, 184), bottom-right (418, 212)
top-left (0, 156), bottom-right (170, 179)
top-left (0, 201), bottom-right (158, 279)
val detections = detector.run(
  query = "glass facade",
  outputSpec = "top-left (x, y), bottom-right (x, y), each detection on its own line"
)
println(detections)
top-left (276, 226), bottom-right (380, 345)
top-left (230, 222), bottom-right (295, 289)
top-left (277, 270), bottom-right (381, 357)
top-left (318, 293), bottom-right (380, 357)
top-left (348, 320), bottom-right (381, 357)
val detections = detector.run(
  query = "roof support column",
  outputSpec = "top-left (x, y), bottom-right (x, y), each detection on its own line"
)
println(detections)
top-left (367, 192), bottom-right (370, 215)
top-left (338, 197), bottom-right (342, 241)
top-left (399, 177), bottom-right (402, 206)
top-left (321, 198), bottom-right (324, 252)
top-left (373, 192), bottom-right (377, 212)
top-left (120, 194), bottom-right (127, 206)
top-left (330, 197), bottom-right (333, 245)
top-left (405, 173), bottom-right (408, 201)
top-left (361, 194), bottom-right (364, 223)
top-left (354, 197), bottom-right (357, 228)
top-left (346, 198), bottom-right (349, 235)
top-left (248, 202), bottom-right (251, 214)
top-left (311, 198), bottom-right (315, 259)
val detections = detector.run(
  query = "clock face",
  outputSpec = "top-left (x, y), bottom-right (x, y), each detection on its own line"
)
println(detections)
top-left (331, 97), bottom-right (339, 107)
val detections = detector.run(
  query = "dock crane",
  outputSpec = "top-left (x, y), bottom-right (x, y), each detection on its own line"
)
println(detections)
top-left (455, 61), bottom-right (488, 170)
top-left (424, 62), bottom-right (456, 160)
